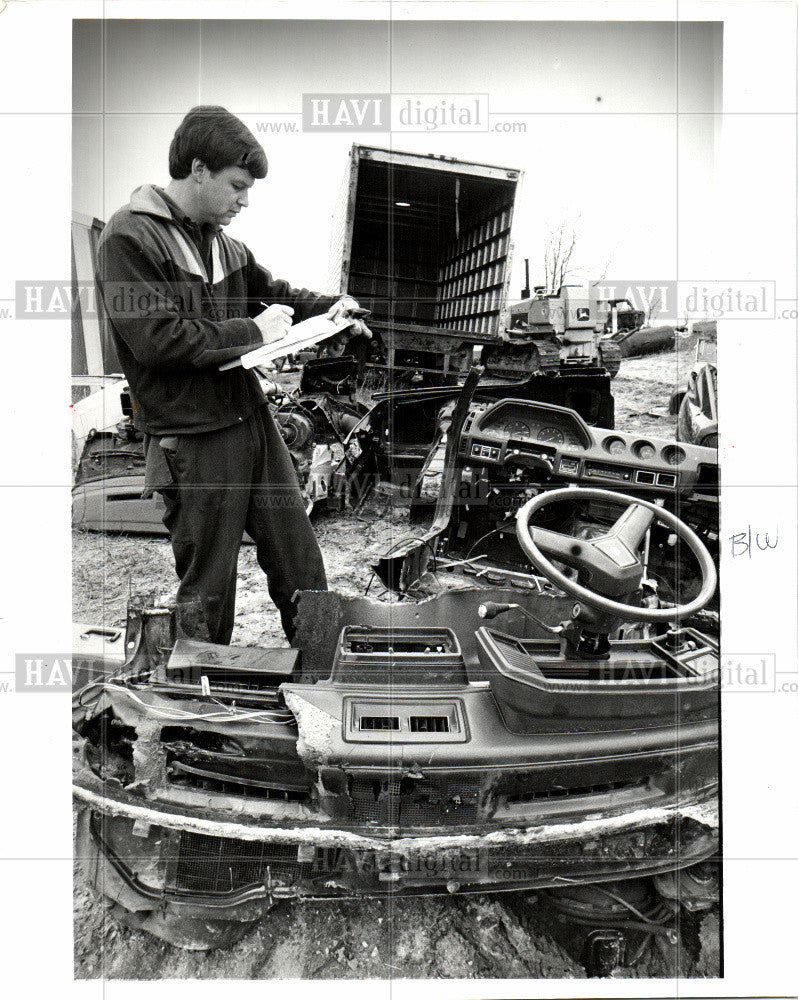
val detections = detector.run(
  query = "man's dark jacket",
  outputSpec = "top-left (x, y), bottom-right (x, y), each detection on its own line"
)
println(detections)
top-left (96, 185), bottom-right (335, 435)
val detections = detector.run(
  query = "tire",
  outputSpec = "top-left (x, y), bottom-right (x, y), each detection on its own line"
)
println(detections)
top-left (669, 390), bottom-right (687, 416)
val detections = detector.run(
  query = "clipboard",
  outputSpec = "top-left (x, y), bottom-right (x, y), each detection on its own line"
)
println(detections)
top-left (219, 313), bottom-right (355, 371)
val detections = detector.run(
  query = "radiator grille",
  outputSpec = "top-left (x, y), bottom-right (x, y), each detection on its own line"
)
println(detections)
top-left (350, 777), bottom-right (400, 824)
top-left (349, 775), bottom-right (481, 826)
top-left (161, 820), bottom-right (696, 896)
top-left (499, 777), bottom-right (649, 804)
top-left (171, 831), bottom-right (312, 894)
top-left (166, 761), bottom-right (312, 801)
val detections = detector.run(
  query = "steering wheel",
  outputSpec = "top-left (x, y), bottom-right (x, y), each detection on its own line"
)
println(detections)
top-left (515, 487), bottom-right (717, 623)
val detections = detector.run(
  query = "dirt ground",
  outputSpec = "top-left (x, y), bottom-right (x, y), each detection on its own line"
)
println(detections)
top-left (73, 349), bottom-right (720, 979)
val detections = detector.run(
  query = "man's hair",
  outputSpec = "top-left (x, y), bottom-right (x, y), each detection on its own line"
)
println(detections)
top-left (168, 106), bottom-right (268, 180)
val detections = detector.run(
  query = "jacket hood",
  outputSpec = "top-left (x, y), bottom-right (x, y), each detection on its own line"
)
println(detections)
top-left (129, 184), bottom-right (223, 234)
top-left (129, 184), bottom-right (176, 222)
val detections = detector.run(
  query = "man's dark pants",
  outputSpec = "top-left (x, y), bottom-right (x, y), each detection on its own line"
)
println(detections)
top-left (159, 405), bottom-right (327, 644)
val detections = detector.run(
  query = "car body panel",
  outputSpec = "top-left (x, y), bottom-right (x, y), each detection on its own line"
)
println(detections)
top-left (73, 586), bottom-right (719, 939)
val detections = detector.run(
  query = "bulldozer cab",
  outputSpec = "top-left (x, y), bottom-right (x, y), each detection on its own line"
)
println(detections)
top-left (518, 285), bottom-right (608, 335)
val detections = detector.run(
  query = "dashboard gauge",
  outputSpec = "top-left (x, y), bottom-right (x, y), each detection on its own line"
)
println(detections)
top-left (505, 419), bottom-right (531, 438)
top-left (602, 436), bottom-right (626, 456)
top-left (662, 445), bottom-right (687, 465)
top-left (633, 441), bottom-right (656, 461)
top-left (537, 425), bottom-right (565, 444)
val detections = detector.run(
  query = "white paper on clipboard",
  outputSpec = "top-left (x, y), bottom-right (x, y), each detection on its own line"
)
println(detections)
top-left (219, 314), bottom-right (354, 371)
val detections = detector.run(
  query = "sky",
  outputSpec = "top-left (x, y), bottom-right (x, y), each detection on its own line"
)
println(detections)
top-left (73, 18), bottom-right (722, 296)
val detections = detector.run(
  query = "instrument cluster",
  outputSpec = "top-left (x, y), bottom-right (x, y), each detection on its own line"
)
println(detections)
top-left (461, 399), bottom-right (719, 494)
top-left (477, 402), bottom-right (587, 449)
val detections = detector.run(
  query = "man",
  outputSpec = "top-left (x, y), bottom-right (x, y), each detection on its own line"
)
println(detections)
top-left (97, 106), bottom-right (366, 644)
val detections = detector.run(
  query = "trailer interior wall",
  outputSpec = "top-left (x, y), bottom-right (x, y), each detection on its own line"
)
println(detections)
top-left (332, 148), bottom-right (520, 335)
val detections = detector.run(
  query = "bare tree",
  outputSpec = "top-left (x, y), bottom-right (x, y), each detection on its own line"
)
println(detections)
top-left (540, 217), bottom-right (614, 296)
top-left (644, 289), bottom-right (663, 325)
top-left (591, 252), bottom-right (614, 286)
top-left (543, 222), bottom-right (579, 293)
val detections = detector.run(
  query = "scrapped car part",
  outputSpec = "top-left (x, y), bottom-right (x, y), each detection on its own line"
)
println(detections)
top-left (515, 487), bottom-right (717, 623)
top-left (653, 856), bottom-right (720, 912)
top-left (71, 428), bottom-right (265, 537)
top-left (604, 298), bottom-right (646, 337)
top-left (377, 393), bottom-right (719, 596)
top-left (74, 484), bottom-right (720, 950)
top-left (71, 384), bottom-right (358, 533)
top-left (72, 622), bottom-right (126, 703)
top-left (672, 331), bottom-right (718, 449)
top-left (342, 365), bottom-right (615, 516)
top-left (371, 366), bottom-right (482, 591)
top-left (538, 878), bottom-right (680, 977)
top-left (72, 425), bottom-right (159, 533)
top-left (270, 391), bottom-right (365, 509)
top-left (609, 325), bottom-right (676, 358)
top-left (71, 374), bottom-right (126, 468)
top-left (599, 296), bottom-right (678, 359)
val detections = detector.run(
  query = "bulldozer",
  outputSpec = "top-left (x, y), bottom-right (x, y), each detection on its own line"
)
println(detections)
top-left (492, 273), bottom-right (623, 378)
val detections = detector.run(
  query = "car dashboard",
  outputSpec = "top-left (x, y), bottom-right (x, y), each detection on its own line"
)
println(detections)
top-left (459, 399), bottom-right (718, 495)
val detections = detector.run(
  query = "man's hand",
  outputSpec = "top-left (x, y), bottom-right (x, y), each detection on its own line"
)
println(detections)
top-left (254, 303), bottom-right (294, 344)
top-left (327, 296), bottom-right (372, 339)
